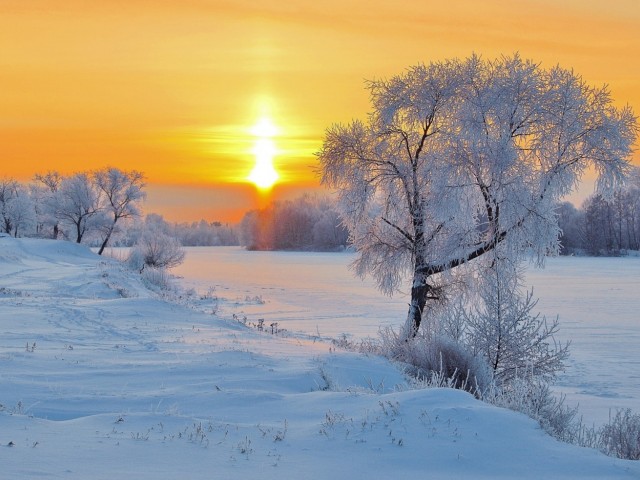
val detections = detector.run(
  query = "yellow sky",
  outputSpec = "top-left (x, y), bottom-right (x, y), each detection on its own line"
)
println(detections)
top-left (1, 0), bottom-right (639, 222)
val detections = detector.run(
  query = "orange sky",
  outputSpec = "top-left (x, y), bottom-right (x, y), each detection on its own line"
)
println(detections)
top-left (2, 0), bottom-right (639, 222)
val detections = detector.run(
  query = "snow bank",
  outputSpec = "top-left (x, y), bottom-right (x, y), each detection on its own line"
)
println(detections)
top-left (0, 239), bottom-right (638, 479)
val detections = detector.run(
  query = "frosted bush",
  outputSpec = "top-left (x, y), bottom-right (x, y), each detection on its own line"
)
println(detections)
top-left (480, 375), bottom-right (640, 460)
top-left (140, 266), bottom-right (172, 290)
top-left (376, 320), bottom-right (640, 461)
top-left (378, 327), bottom-right (492, 395)
top-left (600, 409), bottom-right (640, 460)
top-left (128, 230), bottom-right (185, 272)
top-left (480, 374), bottom-right (580, 442)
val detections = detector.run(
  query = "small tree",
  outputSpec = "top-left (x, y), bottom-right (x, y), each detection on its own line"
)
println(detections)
top-left (462, 259), bottom-right (569, 385)
top-left (93, 167), bottom-right (145, 255)
top-left (318, 54), bottom-right (637, 338)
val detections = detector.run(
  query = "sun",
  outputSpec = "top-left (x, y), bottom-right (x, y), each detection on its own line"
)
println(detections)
top-left (248, 117), bottom-right (279, 190)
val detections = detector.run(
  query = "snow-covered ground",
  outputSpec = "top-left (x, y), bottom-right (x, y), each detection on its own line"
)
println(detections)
top-left (173, 247), bottom-right (640, 427)
top-left (1, 239), bottom-right (638, 479)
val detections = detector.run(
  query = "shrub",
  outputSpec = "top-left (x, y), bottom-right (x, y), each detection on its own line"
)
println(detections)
top-left (478, 376), bottom-right (640, 461)
top-left (480, 374), bottom-right (580, 443)
top-left (140, 265), bottom-right (173, 290)
top-left (600, 409), bottom-right (640, 460)
top-left (378, 327), bottom-right (492, 395)
top-left (128, 230), bottom-right (185, 272)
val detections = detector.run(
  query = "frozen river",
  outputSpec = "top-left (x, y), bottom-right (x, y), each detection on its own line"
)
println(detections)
top-left (172, 247), bottom-right (640, 425)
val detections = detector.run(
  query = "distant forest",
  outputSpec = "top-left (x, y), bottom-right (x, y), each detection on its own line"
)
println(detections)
top-left (238, 195), bottom-right (349, 251)
top-left (240, 175), bottom-right (640, 256)
top-left (558, 169), bottom-right (640, 255)
top-left (2, 169), bottom-right (639, 256)
top-left (108, 195), bottom-right (349, 251)
top-left (115, 214), bottom-right (239, 248)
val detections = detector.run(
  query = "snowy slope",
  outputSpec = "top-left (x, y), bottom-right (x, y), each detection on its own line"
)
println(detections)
top-left (1, 238), bottom-right (638, 479)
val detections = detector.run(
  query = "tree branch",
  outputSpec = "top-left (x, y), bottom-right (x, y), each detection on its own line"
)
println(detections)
top-left (381, 216), bottom-right (414, 244)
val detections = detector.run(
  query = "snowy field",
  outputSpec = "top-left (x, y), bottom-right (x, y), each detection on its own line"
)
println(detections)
top-left (1, 238), bottom-right (639, 479)
top-left (173, 247), bottom-right (640, 427)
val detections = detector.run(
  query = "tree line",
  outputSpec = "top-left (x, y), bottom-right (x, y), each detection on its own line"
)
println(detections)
top-left (0, 170), bottom-right (238, 253)
top-left (239, 195), bottom-right (349, 251)
top-left (558, 168), bottom-right (640, 255)
top-left (0, 169), bottom-right (145, 254)
top-left (4, 167), bottom-right (640, 259)
top-left (116, 213), bottom-right (238, 248)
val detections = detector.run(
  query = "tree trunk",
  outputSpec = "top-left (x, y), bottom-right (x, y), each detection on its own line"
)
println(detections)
top-left (97, 224), bottom-right (115, 255)
top-left (404, 270), bottom-right (431, 338)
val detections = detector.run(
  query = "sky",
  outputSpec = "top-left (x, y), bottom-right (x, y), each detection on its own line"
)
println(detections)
top-left (2, 0), bottom-right (639, 223)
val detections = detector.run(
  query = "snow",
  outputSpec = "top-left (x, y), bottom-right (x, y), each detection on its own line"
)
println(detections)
top-left (524, 257), bottom-right (640, 426)
top-left (172, 247), bottom-right (409, 339)
top-left (1, 239), bottom-right (639, 478)
top-left (173, 247), bottom-right (640, 427)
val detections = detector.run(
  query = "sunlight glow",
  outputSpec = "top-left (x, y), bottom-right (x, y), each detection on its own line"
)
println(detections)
top-left (251, 117), bottom-right (278, 138)
top-left (248, 117), bottom-right (279, 190)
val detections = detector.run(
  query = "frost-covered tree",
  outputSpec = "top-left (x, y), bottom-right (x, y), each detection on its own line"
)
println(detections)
top-left (318, 54), bottom-right (637, 338)
top-left (313, 207), bottom-right (349, 249)
top-left (54, 173), bottom-right (105, 243)
top-left (0, 178), bottom-right (19, 234)
top-left (625, 168), bottom-right (640, 250)
top-left (5, 185), bottom-right (36, 237)
top-left (33, 171), bottom-right (63, 238)
top-left (93, 167), bottom-right (145, 255)
top-left (583, 194), bottom-right (616, 255)
top-left (240, 208), bottom-right (274, 250)
top-left (0, 179), bottom-right (36, 237)
top-left (581, 167), bottom-right (640, 254)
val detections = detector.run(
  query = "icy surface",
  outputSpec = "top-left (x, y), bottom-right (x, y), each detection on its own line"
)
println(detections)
top-left (172, 247), bottom-right (408, 339)
top-left (525, 257), bottom-right (640, 426)
top-left (1, 239), bottom-right (638, 479)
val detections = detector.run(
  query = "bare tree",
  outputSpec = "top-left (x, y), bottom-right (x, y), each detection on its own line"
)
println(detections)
top-left (93, 167), bottom-right (145, 255)
top-left (318, 54), bottom-right (637, 338)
